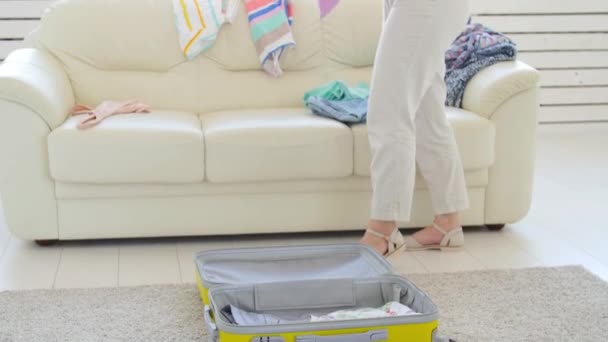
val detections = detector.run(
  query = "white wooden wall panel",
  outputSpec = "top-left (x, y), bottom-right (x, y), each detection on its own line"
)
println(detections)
top-left (519, 51), bottom-right (608, 69)
top-left (540, 69), bottom-right (608, 87)
top-left (511, 33), bottom-right (608, 52)
top-left (0, 39), bottom-right (22, 59)
top-left (471, 0), bottom-right (608, 14)
top-left (0, 1), bottom-right (52, 18)
top-left (472, 1), bottom-right (608, 123)
top-left (541, 88), bottom-right (608, 105)
top-left (0, 1), bottom-right (52, 60)
top-left (0, 20), bottom-right (39, 39)
top-left (476, 15), bottom-right (608, 33)
top-left (540, 106), bottom-right (608, 123)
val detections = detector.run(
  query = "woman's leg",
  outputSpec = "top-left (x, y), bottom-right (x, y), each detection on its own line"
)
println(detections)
top-left (361, 0), bottom-right (439, 254)
top-left (409, 0), bottom-right (470, 245)
top-left (412, 71), bottom-right (469, 245)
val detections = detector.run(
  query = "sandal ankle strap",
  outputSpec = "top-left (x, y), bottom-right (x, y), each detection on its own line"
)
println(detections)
top-left (366, 228), bottom-right (389, 241)
top-left (432, 222), bottom-right (462, 236)
top-left (431, 222), bottom-right (450, 235)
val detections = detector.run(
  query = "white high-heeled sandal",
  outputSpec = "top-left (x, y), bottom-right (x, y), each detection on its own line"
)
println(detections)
top-left (404, 222), bottom-right (464, 251)
top-left (365, 227), bottom-right (406, 258)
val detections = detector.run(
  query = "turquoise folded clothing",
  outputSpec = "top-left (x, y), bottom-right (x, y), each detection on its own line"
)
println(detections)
top-left (304, 81), bottom-right (370, 124)
top-left (306, 96), bottom-right (367, 124)
top-left (303, 81), bottom-right (370, 102)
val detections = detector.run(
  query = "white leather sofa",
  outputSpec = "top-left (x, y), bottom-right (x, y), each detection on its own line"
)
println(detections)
top-left (0, 0), bottom-right (539, 243)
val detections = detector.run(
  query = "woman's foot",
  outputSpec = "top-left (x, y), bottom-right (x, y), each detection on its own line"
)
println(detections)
top-left (405, 213), bottom-right (464, 251)
top-left (360, 220), bottom-right (396, 255)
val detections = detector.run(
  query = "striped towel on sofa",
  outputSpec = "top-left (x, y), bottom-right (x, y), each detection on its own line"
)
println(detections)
top-left (244, 0), bottom-right (295, 77)
top-left (172, 0), bottom-right (240, 60)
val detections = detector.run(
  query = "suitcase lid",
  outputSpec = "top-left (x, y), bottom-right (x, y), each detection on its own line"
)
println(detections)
top-left (195, 244), bottom-right (393, 288)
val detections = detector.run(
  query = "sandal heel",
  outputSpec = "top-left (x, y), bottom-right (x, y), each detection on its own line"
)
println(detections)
top-left (404, 223), bottom-right (465, 252)
top-left (386, 243), bottom-right (406, 260)
top-left (366, 227), bottom-right (406, 259)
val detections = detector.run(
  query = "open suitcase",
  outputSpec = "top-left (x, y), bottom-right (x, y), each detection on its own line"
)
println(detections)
top-left (195, 244), bottom-right (450, 342)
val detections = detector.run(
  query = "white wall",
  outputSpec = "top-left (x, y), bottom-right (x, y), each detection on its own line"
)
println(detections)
top-left (0, 0), bottom-right (49, 58)
top-left (1, 0), bottom-right (607, 122)
top-left (471, 0), bottom-right (608, 123)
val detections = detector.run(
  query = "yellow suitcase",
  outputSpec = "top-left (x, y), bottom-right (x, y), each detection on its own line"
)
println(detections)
top-left (195, 244), bottom-right (449, 342)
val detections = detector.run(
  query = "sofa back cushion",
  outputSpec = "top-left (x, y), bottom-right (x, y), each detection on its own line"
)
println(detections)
top-left (30, 0), bottom-right (382, 113)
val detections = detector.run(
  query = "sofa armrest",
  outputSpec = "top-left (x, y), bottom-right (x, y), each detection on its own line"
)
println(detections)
top-left (462, 60), bottom-right (541, 225)
top-left (0, 48), bottom-right (70, 240)
top-left (461, 61), bottom-right (540, 120)
top-left (0, 48), bottom-right (74, 129)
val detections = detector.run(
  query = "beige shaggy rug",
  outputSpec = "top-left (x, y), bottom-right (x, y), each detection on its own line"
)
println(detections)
top-left (1, 266), bottom-right (607, 341)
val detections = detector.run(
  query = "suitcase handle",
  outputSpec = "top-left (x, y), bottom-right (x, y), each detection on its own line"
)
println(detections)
top-left (296, 329), bottom-right (388, 342)
top-left (204, 305), bottom-right (219, 342)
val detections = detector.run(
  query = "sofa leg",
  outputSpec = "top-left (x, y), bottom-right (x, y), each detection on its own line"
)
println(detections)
top-left (486, 224), bottom-right (506, 231)
top-left (35, 239), bottom-right (59, 247)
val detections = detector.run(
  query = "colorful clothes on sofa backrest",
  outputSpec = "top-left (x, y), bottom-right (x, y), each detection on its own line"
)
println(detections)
top-left (172, 0), bottom-right (240, 60)
top-left (319, 0), bottom-right (340, 18)
top-left (244, 0), bottom-right (296, 77)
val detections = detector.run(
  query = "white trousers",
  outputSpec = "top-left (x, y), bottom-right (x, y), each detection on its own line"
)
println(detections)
top-left (368, 0), bottom-right (470, 221)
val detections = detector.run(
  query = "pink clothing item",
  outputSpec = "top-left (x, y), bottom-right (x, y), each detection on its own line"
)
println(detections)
top-left (70, 99), bottom-right (151, 129)
top-left (319, 0), bottom-right (340, 18)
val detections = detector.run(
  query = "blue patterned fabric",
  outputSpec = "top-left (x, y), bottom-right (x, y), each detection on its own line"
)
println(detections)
top-left (444, 23), bottom-right (517, 108)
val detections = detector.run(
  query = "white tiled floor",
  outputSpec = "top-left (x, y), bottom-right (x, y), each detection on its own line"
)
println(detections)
top-left (119, 242), bottom-right (181, 287)
top-left (1, 123), bottom-right (607, 291)
top-left (54, 243), bottom-right (119, 289)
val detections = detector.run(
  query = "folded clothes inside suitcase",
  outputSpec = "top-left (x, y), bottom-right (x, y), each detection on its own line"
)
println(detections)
top-left (194, 244), bottom-right (452, 342)
top-left (221, 301), bottom-right (418, 326)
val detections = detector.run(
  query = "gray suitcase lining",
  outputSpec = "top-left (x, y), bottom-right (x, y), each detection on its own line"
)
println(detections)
top-left (208, 275), bottom-right (439, 334)
top-left (196, 244), bottom-right (393, 288)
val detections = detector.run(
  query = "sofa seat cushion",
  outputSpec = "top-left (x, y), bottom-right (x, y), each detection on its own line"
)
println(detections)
top-left (201, 109), bottom-right (353, 183)
top-left (352, 107), bottom-right (496, 176)
top-left (48, 111), bottom-right (204, 183)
